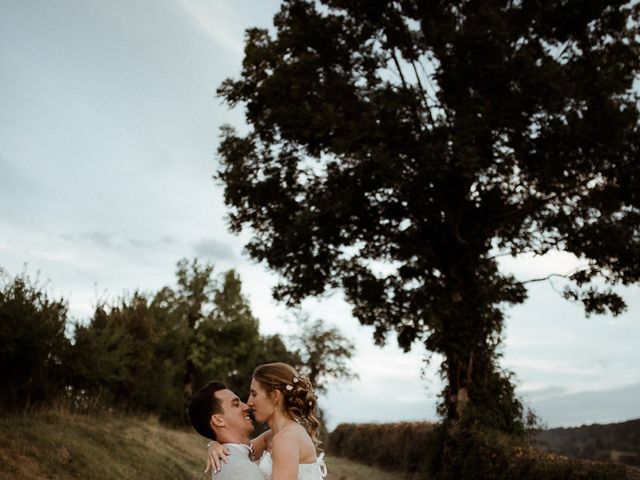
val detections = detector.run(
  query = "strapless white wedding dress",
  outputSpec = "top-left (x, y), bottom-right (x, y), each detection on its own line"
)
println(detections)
top-left (257, 451), bottom-right (327, 480)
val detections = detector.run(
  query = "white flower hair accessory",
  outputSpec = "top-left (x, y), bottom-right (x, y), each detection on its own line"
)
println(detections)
top-left (285, 384), bottom-right (293, 391)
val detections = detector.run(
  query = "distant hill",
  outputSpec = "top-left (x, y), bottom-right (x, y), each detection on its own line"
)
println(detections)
top-left (536, 419), bottom-right (640, 467)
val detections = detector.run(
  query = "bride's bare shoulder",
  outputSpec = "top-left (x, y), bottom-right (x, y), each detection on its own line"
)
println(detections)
top-left (273, 423), bottom-right (316, 462)
top-left (274, 423), bottom-right (310, 445)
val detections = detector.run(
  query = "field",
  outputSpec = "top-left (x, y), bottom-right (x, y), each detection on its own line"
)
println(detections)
top-left (4, 410), bottom-right (637, 480)
top-left (328, 456), bottom-right (414, 480)
top-left (0, 411), bottom-right (409, 480)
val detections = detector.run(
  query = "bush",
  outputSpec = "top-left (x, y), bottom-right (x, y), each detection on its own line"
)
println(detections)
top-left (440, 425), bottom-right (640, 480)
top-left (328, 421), bottom-right (640, 480)
top-left (0, 270), bottom-right (70, 408)
top-left (328, 422), bottom-right (438, 476)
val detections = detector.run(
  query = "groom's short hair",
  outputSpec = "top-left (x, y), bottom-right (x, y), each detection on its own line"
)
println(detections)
top-left (187, 381), bottom-right (227, 440)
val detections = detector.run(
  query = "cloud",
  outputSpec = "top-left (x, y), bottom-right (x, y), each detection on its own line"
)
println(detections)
top-left (176, 0), bottom-right (244, 52)
top-left (193, 237), bottom-right (236, 262)
top-left (526, 383), bottom-right (640, 427)
top-left (507, 359), bottom-right (602, 378)
top-left (79, 231), bottom-right (115, 248)
top-left (517, 385), bottom-right (566, 398)
top-left (58, 231), bottom-right (178, 250)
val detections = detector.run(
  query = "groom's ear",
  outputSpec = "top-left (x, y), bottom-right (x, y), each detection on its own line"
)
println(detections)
top-left (211, 414), bottom-right (224, 428)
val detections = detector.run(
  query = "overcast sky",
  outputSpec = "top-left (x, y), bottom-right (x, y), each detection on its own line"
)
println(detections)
top-left (1, 0), bottom-right (638, 431)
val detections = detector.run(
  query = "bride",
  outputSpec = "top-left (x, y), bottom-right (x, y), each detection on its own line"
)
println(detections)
top-left (207, 362), bottom-right (326, 480)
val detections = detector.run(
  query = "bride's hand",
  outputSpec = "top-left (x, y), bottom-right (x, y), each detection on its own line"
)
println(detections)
top-left (205, 441), bottom-right (229, 474)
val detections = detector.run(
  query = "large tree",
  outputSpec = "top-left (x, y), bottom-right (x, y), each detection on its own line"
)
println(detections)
top-left (216, 0), bottom-right (640, 433)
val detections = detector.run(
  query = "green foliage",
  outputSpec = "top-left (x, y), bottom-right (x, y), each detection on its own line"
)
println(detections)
top-left (191, 268), bottom-right (300, 400)
top-left (288, 312), bottom-right (358, 393)
top-left (329, 422), bottom-right (438, 476)
top-left (68, 260), bottom-right (296, 423)
top-left (215, 0), bottom-right (640, 431)
top-left (61, 258), bottom-right (355, 425)
top-left (0, 259), bottom-right (357, 427)
top-left (70, 293), bottom-right (178, 416)
top-left (439, 365), bottom-right (534, 435)
top-left (0, 269), bottom-right (70, 408)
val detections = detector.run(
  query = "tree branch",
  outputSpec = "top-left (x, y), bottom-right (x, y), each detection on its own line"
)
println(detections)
top-left (521, 272), bottom-right (569, 284)
top-left (488, 249), bottom-right (537, 259)
top-left (410, 60), bottom-right (435, 125)
top-left (391, 49), bottom-right (409, 89)
top-left (391, 49), bottom-right (426, 132)
top-left (417, 57), bottom-right (440, 103)
top-left (554, 41), bottom-right (574, 63)
top-left (522, 265), bottom-right (589, 285)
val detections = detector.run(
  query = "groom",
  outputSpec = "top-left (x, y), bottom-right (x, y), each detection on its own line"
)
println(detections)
top-left (188, 381), bottom-right (263, 480)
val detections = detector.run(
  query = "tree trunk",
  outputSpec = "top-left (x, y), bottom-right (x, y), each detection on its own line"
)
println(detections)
top-left (445, 350), bottom-right (475, 427)
top-left (183, 358), bottom-right (194, 421)
top-left (182, 309), bottom-right (199, 420)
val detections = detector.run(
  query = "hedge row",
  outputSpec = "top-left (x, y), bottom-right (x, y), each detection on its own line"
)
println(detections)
top-left (327, 422), bottom-right (437, 475)
top-left (327, 422), bottom-right (640, 480)
top-left (444, 427), bottom-right (640, 480)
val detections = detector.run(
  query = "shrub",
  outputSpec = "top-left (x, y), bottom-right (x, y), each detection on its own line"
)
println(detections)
top-left (328, 421), bottom-right (640, 480)
top-left (0, 270), bottom-right (70, 408)
top-left (440, 425), bottom-right (640, 480)
top-left (328, 421), bottom-right (438, 476)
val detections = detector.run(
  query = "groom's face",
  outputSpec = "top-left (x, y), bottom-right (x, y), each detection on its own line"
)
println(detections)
top-left (213, 389), bottom-right (254, 436)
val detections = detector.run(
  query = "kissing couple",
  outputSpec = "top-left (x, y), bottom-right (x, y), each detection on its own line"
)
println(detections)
top-left (188, 362), bottom-right (327, 480)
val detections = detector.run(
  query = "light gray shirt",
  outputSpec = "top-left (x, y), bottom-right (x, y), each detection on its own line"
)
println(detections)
top-left (212, 443), bottom-right (264, 480)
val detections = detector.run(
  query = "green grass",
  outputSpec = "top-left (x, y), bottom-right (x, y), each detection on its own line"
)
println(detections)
top-left (0, 410), bottom-right (412, 480)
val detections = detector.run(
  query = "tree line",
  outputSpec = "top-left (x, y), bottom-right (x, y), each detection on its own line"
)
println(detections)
top-left (0, 259), bottom-right (355, 425)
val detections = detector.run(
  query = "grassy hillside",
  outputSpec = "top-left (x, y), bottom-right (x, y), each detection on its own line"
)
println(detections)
top-left (0, 411), bottom-right (205, 479)
top-left (0, 411), bottom-right (409, 480)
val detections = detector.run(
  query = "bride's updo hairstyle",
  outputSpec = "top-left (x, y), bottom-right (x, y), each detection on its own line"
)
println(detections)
top-left (253, 362), bottom-right (321, 448)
